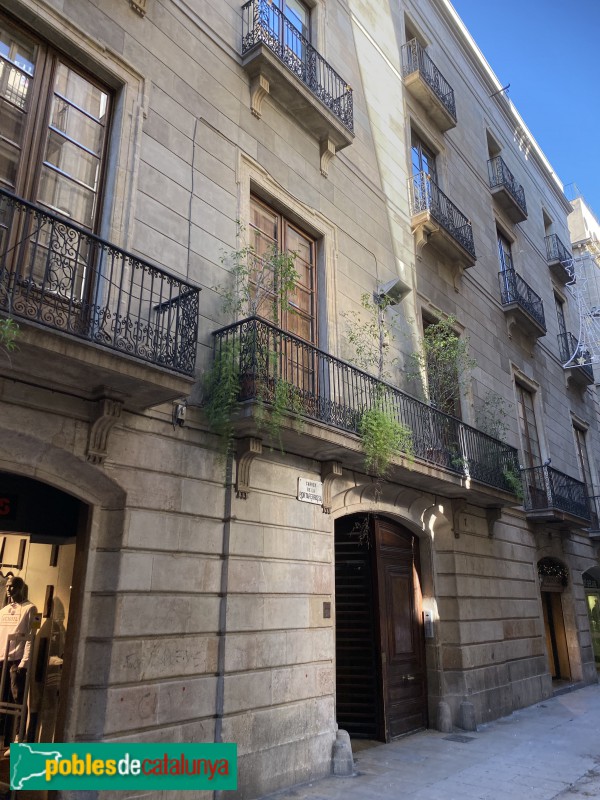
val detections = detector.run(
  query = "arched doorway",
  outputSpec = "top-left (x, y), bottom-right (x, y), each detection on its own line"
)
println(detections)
top-left (0, 472), bottom-right (87, 781)
top-left (583, 568), bottom-right (600, 670)
top-left (538, 558), bottom-right (571, 681)
top-left (335, 514), bottom-right (427, 742)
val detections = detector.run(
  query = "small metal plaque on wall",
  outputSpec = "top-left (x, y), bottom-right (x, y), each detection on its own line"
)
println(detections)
top-left (298, 478), bottom-right (323, 505)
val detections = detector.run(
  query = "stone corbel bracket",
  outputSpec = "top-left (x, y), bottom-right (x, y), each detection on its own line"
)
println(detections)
top-left (486, 506), bottom-right (502, 537)
top-left (129, 0), bottom-right (148, 15)
top-left (321, 460), bottom-right (342, 513)
top-left (452, 498), bottom-right (467, 538)
top-left (236, 437), bottom-right (263, 499)
top-left (320, 137), bottom-right (336, 177)
top-left (87, 397), bottom-right (123, 465)
top-left (250, 73), bottom-right (270, 119)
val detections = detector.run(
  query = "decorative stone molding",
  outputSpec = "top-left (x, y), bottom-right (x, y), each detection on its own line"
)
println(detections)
top-left (250, 73), bottom-right (270, 118)
top-left (486, 506), bottom-right (502, 537)
top-left (321, 460), bottom-right (342, 513)
top-left (452, 498), bottom-right (467, 538)
top-left (320, 137), bottom-right (336, 177)
top-left (87, 397), bottom-right (123, 465)
top-left (129, 0), bottom-right (148, 16)
top-left (236, 437), bottom-right (263, 499)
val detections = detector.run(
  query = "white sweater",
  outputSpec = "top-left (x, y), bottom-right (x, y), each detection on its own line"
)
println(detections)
top-left (0, 601), bottom-right (37, 668)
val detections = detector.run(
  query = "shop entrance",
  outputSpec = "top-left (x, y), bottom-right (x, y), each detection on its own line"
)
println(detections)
top-left (538, 558), bottom-right (571, 681)
top-left (334, 514), bottom-right (427, 742)
top-left (583, 569), bottom-right (600, 669)
top-left (0, 473), bottom-right (85, 767)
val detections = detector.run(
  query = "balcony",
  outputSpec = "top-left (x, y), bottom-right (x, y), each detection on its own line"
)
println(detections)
top-left (401, 39), bottom-right (457, 132)
top-left (557, 332), bottom-right (595, 388)
top-left (409, 172), bottom-right (476, 270)
top-left (212, 317), bottom-right (520, 505)
top-left (498, 268), bottom-right (546, 340)
top-left (488, 156), bottom-right (527, 222)
top-left (586, 495), bottom-right (600, 537)
top-left (521, 465), bottom-right (591, 528)
top-left (0, 189), bottom-right (199, 410)
top-left (546, 234), bottom-right (574, 284)
top-left (240, 0), bottom-right (354, 175)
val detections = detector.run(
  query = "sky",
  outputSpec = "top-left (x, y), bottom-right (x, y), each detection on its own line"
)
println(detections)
top-left (448, 0), bottom-right (600, 216)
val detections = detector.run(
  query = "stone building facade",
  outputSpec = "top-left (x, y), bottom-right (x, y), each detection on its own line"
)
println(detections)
top-left (0, 0), bottom-right (598, 798)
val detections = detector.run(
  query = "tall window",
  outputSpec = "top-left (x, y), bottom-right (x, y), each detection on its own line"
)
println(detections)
top-left (555, 295), bottom-right (568, 338)
top-left (497, 231), bottom-right (514, 273)
top-left (266, 0), bottom-right (310, 64)
top-left (0, 15), bottom-right (111, 232)
top-left (574, 426), bottom-right (593, 491)
top-left (249, 195), bottom-right (316, 344)
top-left (275, 0), bottom-right (310, 39)
top-left (516, 384), bottom-right (541, 469)
top-left (411, 133), bottom-right (437, 183)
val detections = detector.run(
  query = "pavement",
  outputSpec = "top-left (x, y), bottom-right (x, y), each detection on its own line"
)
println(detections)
top-left (262, 683), bottom-right (600, 800)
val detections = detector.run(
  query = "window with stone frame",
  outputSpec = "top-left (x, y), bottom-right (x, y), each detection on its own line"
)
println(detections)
top-left (249, 195), bottom-right (317, 391)
top-left (0, 14), bottom-right (111, 231)
top-left (516, 383), bottom-right (541, 470)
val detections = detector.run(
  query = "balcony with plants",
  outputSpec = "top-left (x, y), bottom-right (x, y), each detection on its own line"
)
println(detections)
top-left (498, 268), bottom-right (546, 340)
top-left (521, 464), bottom-right (591, 528)
top-left (205, 245), bottom-right (519, 507)
top-left (408, 172), bottom-right (476, 270)
top-left (240, 0), bottom-right (354, 173)
top-left (0, 188), bottom-right (200, 410)
top-left (557, 331), bottom-right (594, 388)
top-left (546, 233), bottom-right (575, 284)
top-left (488, 156), bottom-right (527, 222)
top-left (401, 39), bottom-right (457, 132)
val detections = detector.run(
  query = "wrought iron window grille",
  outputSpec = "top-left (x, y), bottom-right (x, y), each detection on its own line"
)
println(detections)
top-left (488, 156), bottom-right (527, 216)
top-left (409, 172), bottom-right (476, 259)
top-left (241, 0), bottom-right (354, 132)
top-left (212, 316), bottom-right (519, 492)
top-left (0, 188), bottom-right (200, 375)
top-left (498, 268), bottom-right (546, 331)
top-left (401, 39), bottom-right (457, 123)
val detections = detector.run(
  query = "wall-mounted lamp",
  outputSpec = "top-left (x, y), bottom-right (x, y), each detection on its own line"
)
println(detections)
top-left (172, 400), bottom-right (187, 429)
top-left (374, 277), bottom-right (410, 306)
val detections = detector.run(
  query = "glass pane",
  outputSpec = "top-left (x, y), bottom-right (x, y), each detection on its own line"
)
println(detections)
top-left (50, 96), bottom-right (105, 155)
top-left (0, 97), bottom-right (26, 145)
top-left (0, 138), bottom-right (20, 188)
top-left (0, 59), bottom-right (32, 109)
top-left (44, 129), bottom-right (101, 191)
top-left (0, 24), bottom-right (36, 75)
top-left (38, 165), bottom-right (96, 228)
top-left (54, 63), bottom-right (108, 122)
top-left (284, 0), bottom-right (309, 37)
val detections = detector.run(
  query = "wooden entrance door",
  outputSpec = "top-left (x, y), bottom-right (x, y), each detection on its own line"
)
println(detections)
top-left (335, 515), bottom-right (427, 741)
top-left (374, 517), bottom-right (427, 738)
top-left (542, 591), bottom-right (571, 680)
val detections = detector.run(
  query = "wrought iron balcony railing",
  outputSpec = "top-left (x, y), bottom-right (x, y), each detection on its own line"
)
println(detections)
top-left (409, 172), bottom-right (476, 260)
top-left (0, 188), bottom-right (199, 375)
top-left (212, 316), bottom-right (520, 492)
top-left (498, 268), bottom-right (546, 331)
top-left (557, 331), bottom-right (594, 379)
top-left (488, 156), bottom-right (527, 217)
top-left (401, 39), bottom-right (457, 123)
top-left (545, 233), bottom-right (573, 268)
top-left (521, 464), bottom-right (590, 522)
top-left (241, 0), bottom-right (353, 132)
top-left (586, 495), bottom-right (600, 532)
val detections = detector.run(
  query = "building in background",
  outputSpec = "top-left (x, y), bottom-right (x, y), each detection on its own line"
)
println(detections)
top-left (0, 0), bottom-right (598, 797)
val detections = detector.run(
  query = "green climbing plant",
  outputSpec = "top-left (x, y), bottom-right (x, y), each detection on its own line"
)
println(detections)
top-left (0, 318), bottom-right (19, 358)
top-left (358, 401), bottom-right (414, 479)
top-left (205, 232), bottom-right (302, 454)
top-left (502, 464), bottom-right (524, 501)
top-left (344, 293), bottom-right (413, 477)
top-left (409, 316), bottom-right (476, 415)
